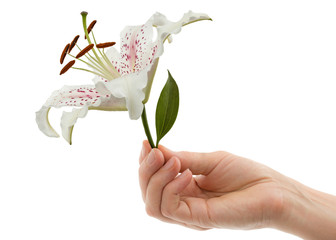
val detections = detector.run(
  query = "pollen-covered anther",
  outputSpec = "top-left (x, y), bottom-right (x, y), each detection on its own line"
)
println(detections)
top-left (75, 44), bottom-right (94, 58)
top-left (60, 60), bottom-right (76, 75)
top-left (85, 20), bottom-right (97, 39)
top-left (60, 43), bottom-right (70, 64)
top-left (69, 35), bottom-right (80, 53)
top-left (96, 42), bottom-right (116, 48)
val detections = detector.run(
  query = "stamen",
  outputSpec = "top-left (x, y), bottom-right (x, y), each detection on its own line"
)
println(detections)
top-left (69, 35), bottom-right (80, 53)
top-left (60, 60), bottom-right (76, 75)
top-left (69, 51), bottom-right (112, 79)
top-left (80, 12), bottom-right (119, 79)
top-left (85, 20), bottom-right (97, 39)
top-left (60, 43), bottom-right (70, 64)
top-left (75, 44), bottom-right (94, 58)
top-left (96, 42), bottom-right (116, 48)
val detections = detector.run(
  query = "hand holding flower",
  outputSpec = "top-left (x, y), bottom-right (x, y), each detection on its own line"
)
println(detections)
top-left (139, 141), bottom-right (336, 240)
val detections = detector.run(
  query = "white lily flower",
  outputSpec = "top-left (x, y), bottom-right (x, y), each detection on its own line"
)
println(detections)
top-left (36, 11), bottom-right (211, 144)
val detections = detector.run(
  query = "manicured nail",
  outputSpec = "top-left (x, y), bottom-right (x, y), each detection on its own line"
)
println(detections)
top-left (147, 150), bottom-right (156, 166)
top-left (162, 158), bottom-right (175, 170)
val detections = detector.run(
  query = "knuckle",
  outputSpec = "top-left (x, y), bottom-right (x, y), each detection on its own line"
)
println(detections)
top-left (138, 163), bottom-right (149, 178)
top-left (162, 183), bottom-right (174, 196)
top-left (138, 164), bottom-right (145, 176)
top-left (150, 174), bottom-right (161, 185)
top-left (161, 207), bottom-right (173, 218)
top-left (148, 173), bottom-right (165, 189)
top-left (145, 206), bottom-right (157, 218)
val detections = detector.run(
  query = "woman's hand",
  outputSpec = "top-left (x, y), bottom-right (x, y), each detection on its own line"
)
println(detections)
top-left (138, 141), bottom-right (336, 240)
top-left (138, 141), bottom-right (284, 230)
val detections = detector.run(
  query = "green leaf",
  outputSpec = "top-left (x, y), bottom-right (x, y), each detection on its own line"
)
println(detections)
top-left (155, 71), bottom-right (179, 147)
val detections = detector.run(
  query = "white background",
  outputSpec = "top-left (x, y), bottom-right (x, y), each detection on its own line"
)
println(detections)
top-left (1, 0), bottom-right (336, 239)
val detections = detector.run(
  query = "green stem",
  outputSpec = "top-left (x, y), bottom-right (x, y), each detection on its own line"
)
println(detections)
top-left (141, 105), bottom-right (155, 148)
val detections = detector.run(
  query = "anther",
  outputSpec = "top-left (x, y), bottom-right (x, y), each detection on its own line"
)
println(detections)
top-left (96, 42), bottom-right (116, 48)
top-left (75, 44), bottom-right (94, 58)
top-left (69, 35), bottom-right (80, 53)
top-left (60, 60), bottom-right (76, 75)
top-left (60, 43), bottom-right (70, 64)
top-left (85, 20), bottom-right (97, 39)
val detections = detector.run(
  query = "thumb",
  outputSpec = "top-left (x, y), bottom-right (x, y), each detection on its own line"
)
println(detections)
top-left (158, 145), bottom-right (228, 175)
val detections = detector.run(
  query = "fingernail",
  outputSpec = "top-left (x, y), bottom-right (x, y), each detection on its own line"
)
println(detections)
top-left (178, 169), bottom-right (190, 179)
top-left (162, 158), bottom-right (175, 170)
top-left (141, 142), bottom-right (146, 159)
top-left (146, 150), bottom-right (156, 166)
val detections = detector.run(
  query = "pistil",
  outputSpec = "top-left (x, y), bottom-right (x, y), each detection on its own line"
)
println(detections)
top-left (58, 11), bottom-right (120, 81)
top-left (81, 11), bottom-right (120, 78)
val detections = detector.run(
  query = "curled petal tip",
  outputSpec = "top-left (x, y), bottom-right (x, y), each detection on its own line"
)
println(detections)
top-left (36, 107), bottom-right (60, 138)
top-left (61, 106), bottom-right (89, 144)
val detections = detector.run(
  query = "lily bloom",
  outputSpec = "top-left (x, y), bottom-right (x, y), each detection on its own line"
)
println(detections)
top-left (36, 11), bottom-right (211, 144)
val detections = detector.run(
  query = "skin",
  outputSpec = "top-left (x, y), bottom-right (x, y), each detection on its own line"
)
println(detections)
top-left (138, 141), bottom-right (336, 239)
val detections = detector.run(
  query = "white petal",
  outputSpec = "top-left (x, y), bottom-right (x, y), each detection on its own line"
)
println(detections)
top-left (105, 47), bottom-right (122, 75)
top-left (99, 11), bottom-right (211, 120)
top-left (61, 106), bottom-right (88, 145)
top-left (103, 69), bottom-right (148, 120)
top-left (151, 11), bottom-right (212, 56)
top-left (35, 106), bottom-right (59, 138)
top-left (92, 76), bottom-right (127, 111)
top-left (42, 85), bottom-right (106, 108)
top-left (143, 57), bottom-right (159, 104)
top-left (118, 21), bottom-right (155, 75)
top-left (36, 85), bottom-right (127, 142)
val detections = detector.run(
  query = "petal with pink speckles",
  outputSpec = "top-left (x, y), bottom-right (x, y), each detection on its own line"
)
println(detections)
top-left (36, 11), bottom-right (212, 143)
top-left (38, 85), bottom-right (106, 109)
top-left (35, 85), bottom-right (127, 143)
top-left (118, 21), bottom-right (156, 75)
top-left (100, 11), bottom-right (211, 120)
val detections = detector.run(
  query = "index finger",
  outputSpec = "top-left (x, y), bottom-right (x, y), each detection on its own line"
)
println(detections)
top-left (139, 140), bottom-right (152, 164)
top-left (158, 145), bottom-right (231, 175)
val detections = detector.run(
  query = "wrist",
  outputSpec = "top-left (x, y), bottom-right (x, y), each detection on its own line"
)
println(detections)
top-left (273, 176), bottom-right (336, 240)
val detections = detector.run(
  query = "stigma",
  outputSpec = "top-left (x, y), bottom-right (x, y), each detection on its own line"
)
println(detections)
top-left (59, 12), bottom-right (120, 81)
